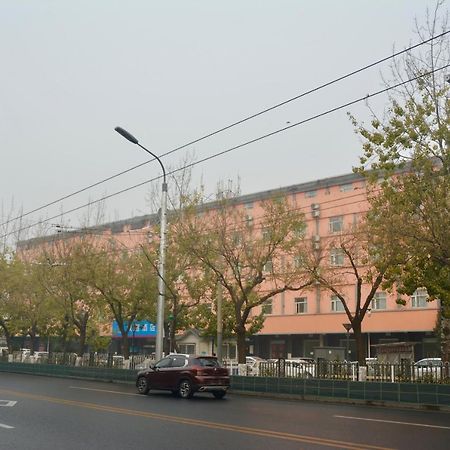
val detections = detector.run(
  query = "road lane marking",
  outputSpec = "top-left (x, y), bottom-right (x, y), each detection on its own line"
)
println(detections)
top-left (69, 386), bottom-right (141, 396)
top-left (0, 423), bottom-right (14, 429)
top-left (0, 388), bottom-right (393, 450)
top-left (0, 400), bottom-right (17, 407)
top-left (335, 415), bottom-right (450, 430)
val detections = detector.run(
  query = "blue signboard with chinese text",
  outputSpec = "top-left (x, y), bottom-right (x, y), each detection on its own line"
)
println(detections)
top-left (112, 320), bottom-right (157, 338)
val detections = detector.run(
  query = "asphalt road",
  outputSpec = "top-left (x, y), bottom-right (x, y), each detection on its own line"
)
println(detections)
top-left (0, 373), bottom-right (449, 450)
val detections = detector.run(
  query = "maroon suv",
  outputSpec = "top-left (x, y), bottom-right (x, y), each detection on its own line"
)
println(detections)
top-left (136, 354), bottom-right (230, 399)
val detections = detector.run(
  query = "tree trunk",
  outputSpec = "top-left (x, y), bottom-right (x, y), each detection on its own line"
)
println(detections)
top-left (0, 320), bottom-right (13, 352)
top-left (121, 334), bottom-right (130, 359)
top-left (29, 328), bottom-right (37, 355)
top-left (77, 313), bottom-right (89, 357)
top-left (440, 312), bottom-right (450, 363)
top-left (352, 321), bottom-right (366, 365)
top-left (170, 318), bottom-right (177, 353)
top-left (163, 321), bottom-right (171, 356)
top-left (61, 315), bottom-right (70, 356)
top-left (236, 325), bottom-right (247, 364)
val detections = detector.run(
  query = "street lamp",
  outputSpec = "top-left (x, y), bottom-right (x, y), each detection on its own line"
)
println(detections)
top-left (343, 323), bottom-right (352, 361)
top-left (115, 126), bottom-right (167, 361)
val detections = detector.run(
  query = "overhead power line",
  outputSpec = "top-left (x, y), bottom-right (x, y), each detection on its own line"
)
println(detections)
top-left (1, 30), bottom-right (448, 231)
top-left (4, 62), bottom-right (449, 243)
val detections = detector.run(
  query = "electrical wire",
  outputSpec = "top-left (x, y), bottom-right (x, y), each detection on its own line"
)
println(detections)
top-left (1, 30), bottom-right (448, 231)
top-left (4, 62), bottom-right (449, 242)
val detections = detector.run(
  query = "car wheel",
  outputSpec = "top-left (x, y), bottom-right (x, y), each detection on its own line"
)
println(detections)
top-left (178, 379), bottom-right (194, 399)
top-left (137, 376), bottom-right (150, 395)
top-left (212, 390), bottom-right (226, 399)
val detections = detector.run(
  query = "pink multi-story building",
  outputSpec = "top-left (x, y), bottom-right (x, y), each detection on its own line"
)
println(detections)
top-left (233, 171), bottom-right (439, 361)
top-left (18, 171), bottom-right (440, 360)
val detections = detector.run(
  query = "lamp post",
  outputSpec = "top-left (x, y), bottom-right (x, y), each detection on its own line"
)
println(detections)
top-left (216, 281), bottom-right (223, 363)
top-left (343, 323), bottom-right (352, 361)
top-left (115, 126), bottom-right (167, 361)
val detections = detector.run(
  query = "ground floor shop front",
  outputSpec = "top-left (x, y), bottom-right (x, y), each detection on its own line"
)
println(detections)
top-left (248, 331), bottom-right (439, 362)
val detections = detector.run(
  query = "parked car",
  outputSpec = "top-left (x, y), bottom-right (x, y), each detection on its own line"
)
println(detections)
top-left (136, 354), bottom-right (230, 399)
top-left (32, 351), bottom-right (49, 361)
top-left (282, 359), bottom-right (316, 378)
top-left (245, 356), bottom-right (267, 376)
top-left (262, 358), bottom-right (316, 378)
top-left (413, 358), bottom-right (443, 380)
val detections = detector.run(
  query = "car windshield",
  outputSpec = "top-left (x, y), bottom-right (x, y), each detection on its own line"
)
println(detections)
top-left (247, 356), bottom-right (265, 362)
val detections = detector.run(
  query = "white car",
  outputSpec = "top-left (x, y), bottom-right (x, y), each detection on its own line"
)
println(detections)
top-left (283, 359), bottom-right (316, 378)
top-left (413, 358), bottom-right (443, 380)
top-left (265, 358), bottom-right (316, 378)
top-left (246, 356), bottom-right (266, 366)
top-left (246, 356), bottom-right (266, 375)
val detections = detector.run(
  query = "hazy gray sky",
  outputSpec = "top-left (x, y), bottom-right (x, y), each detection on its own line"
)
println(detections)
top-left (0, 0), bottom-right (446, 237)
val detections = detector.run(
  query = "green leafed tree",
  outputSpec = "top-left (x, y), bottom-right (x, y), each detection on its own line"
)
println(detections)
top-left (310, 219), bottom-right (407, 364)
top-left (38, 238), bottom-right (107, 356)
top-left (142, 229), bottom-right (216, 354)
top-left (0, 254), bottom-right (26, 351)
top-left (178, 192), bottom-right (314, 363)
top-left (351, 1), bottom-right (450, 360)
top-left (81, 240), bottom-right (157, 359)
top-left (16, 258), bottom-right (58, 355)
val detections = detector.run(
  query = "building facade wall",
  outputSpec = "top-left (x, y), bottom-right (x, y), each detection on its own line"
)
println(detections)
top-left (18, 171), bottom-right (440, 360)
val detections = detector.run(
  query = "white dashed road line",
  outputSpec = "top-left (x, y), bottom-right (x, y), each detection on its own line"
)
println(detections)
top-left (0, 400), bottom-right (17, 407)
top-left (0, 423), bottom-right (14, 429)
top-left (334, 415), bottom-right (450, 430)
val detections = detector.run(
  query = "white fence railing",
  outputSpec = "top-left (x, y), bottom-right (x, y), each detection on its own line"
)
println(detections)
top-left (223, 359), bottom-right (449, 384)
top-left (2, 352), bottom-right (448, 384)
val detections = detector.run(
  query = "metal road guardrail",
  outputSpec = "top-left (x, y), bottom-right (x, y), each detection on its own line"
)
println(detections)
top-left (1, 352), bottom-right (449, 384)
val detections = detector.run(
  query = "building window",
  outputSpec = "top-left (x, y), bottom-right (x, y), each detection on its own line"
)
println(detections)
top-left (291, 193), bottom-right (297, 206)
top-left (232, 232), bottom-right (242, 245)
top-left (294, 254), bottom-right (305, 268)
top-left (340, 183), bottom-right (353, 192)
top-left (331, 295), bottom-right (345, 312)
top-left (263, 259), bottom-right (273, 273)
top-left (262, 299), bottom-right (273, 315)
top-left (178, 343), bottom-right (196, 355)
top-left (244, 202), bottom-right (253, 210)
top-left (294, 223), bottom-right (306, 238)
top-left (305, 190), bottom-right (317, 198)
top-left (245, 215), bottom-right (253, 226)
top-left (329, 216), bottom-right (344, 233)
top-left (330, 248), bottom-right (345, 266)
top-left (295, 297), bottom-right (307, 314)
top-left (222, 343), bottom-right (237, 360)
top-left (411, 288), bottom-right (428, 308)
top-left (262, 228), bottom-right (270, 240)
top-left (372, 292), bottom-right (387, 310)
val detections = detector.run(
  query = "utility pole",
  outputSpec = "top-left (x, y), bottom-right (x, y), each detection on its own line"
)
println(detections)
top-left (216, 281), bottom-right (223, 363)
top-left (115, 126), bottom-right (167, 361)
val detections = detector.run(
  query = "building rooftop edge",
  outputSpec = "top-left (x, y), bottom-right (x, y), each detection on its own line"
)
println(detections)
top-left (17, 170), bottom-right (364, 248)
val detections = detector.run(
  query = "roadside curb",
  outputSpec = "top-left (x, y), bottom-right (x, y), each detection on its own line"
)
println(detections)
top-left (230, 389), bottom-right (450, 412)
